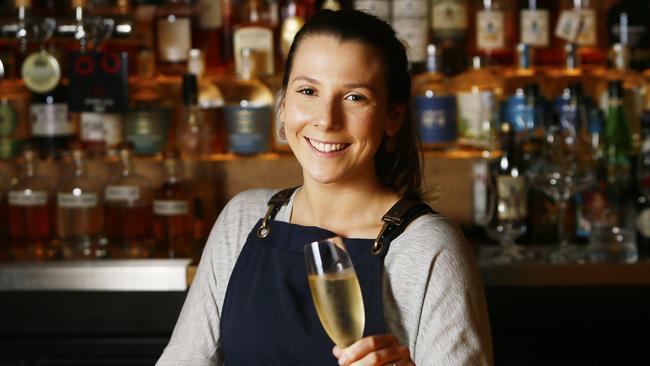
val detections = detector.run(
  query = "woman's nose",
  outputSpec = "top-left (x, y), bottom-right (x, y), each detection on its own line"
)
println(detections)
top-left (313, 98), bottom-right (342, 130)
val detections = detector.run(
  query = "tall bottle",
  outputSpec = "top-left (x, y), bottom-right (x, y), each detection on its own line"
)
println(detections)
top-left (453, 56), bottom-right (502, 151)
top-left (391, 0), bottom-right (429, 73)
top-left (555, 0), bottom-right (606, 67)
top-left (635, 111), bottom-right (650, 257)
top-left (606, 0), bottom-right (650, 71)
top-left (0, 58), bottom-right (30, 160)
top-left (411, 44), bottom-right (457, 149)
top-left (188, 49), bottom-right (226, 153)
top-left (503, 43), bottom-right (541, 95)
top-left (104, 141), bottom-right (154, 258)
top-left (279, 0), bottom-right (310, 62)
top-left (8, 145), bottom-right (54, 260)
top-left (518, 0), bottom-right (562, 66)
top-left (196, 0), bottom-right (225, 71)
top-left (221, 48), bottom-right (273, 154)
top-left (153, 149), bottom-right (194, 258)
top-left (429, 0), bottom-right (468, 75)
top-left (56, 142), bottom-right (106, 259)
top-left (154, 0), bottom-right (197, 76)
top-left (473, 0), bottom-right (516, 68)
top-left (176, 73), bottom-right (214, 158)
top-left (232, 0), bottom-right (276, 77)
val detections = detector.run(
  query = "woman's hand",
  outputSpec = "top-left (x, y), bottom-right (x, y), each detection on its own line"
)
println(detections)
top-left (332, 334), bottom-right (415, 366)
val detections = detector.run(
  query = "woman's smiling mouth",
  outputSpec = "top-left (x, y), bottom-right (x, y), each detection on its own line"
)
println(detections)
top-left (306, 138), bottom-right (350, 153)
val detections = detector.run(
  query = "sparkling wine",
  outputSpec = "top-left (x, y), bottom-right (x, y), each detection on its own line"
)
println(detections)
top-left (308, 270), bottom-right (365, 347)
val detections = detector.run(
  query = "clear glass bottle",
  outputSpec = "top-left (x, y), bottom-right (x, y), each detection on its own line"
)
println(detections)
top-left (473, 0), bottom-right (516, 68)
top-left (8, 145), bottom-right (54, 260)
top-left (56, 142), bottom-right (106, 259)
top-left (154, 0), bottom-right (197, 76)
top-left (411, 44), bottom-right (457, 149)
top-left (125, 49), bottom-right (173, 157)
top-left (430, 0), bottom-right (469, 76)
top-left (188, 49), bottom-right (226, 153)
top-left (176, 73), bottom-right (214, 158)
top-left (221, 48), bottom-right (274, 154)
top-left (153, 149), bottom-right (194, 258)
top-left (391, 0), bottom-right (429, 73)
top-left (232, 0), bottom-right (276, 77)
top-left (279, 0), bottom-right (309, 62)
top-left (453, 55), bottom-right (503, 151)
top-left (104, 141), bottom-right (154, 258)
top-left (607, 0), bottom-right (650, 71)
top-left (195, 0), bottom-right (225, 71)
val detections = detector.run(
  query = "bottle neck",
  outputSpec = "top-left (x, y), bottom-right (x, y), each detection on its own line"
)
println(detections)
top-left (164, 159), bottom-right (181, 183)
top-left (72, 151), bottom-right (85, 176)
top-left (119, 150), bottom-right (133, 176)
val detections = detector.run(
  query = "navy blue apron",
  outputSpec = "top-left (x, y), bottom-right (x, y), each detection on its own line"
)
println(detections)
top-left (220, 188), bottom-right (434, 365)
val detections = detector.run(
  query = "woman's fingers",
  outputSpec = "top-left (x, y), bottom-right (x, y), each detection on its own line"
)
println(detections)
top-left (333, 335), bottom-right (412, 366)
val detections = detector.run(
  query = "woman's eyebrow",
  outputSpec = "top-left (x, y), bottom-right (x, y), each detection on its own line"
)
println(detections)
top-left (291, 76), bottom-right (319, 84)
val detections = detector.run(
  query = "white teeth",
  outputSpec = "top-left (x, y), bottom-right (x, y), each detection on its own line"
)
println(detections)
top-left (309, 139), bottom-right (346, 153)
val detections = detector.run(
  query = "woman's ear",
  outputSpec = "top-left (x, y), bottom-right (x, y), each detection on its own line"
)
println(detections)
top-left (275, 90), bottom-right (286, 122)
top-left (385, 103), bottom-right (406, 137)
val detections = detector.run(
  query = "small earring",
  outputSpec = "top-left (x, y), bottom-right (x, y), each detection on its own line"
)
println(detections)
top-left (279, 121), bottom-right (287, 141)
top-left (385, 135), bottom-right (396, 153)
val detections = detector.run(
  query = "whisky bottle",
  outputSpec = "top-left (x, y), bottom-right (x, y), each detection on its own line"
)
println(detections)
top-left (503, 43), bottom-right (541, 96)
top-left (221, 48), bottom-right (273, 154)
top-left (453, 56), bottom-right (502, 151)
top-left (430, 0), bottom-right (468, 76)
top-left (473, 0), bottom-right (515, 68)
top-left (154, 0), bottom-right (197, 76)
top-left (104, 141), bottom-right (154, 258)
top-left (391, 0), bottom-right (428, 73)
top-left (0, 60), bottom-right (30, 160)
top-left (556, 0), bottom-right (606, 68)
top-left (196, 0), bottom-right (225, 71)
top-left (412, 44), bottom-right (457, 149)
top-left (279, 0), bottom-right (309, 61)
top-left (187, 48), bottom-right (226, 153)
top-left (153, 149), bottom-right (194, 258)
top-left (519, 0), bottom-right (563, 67)
top-left (176, 73), bottom-right (214, 158)
top-left (30, 85), bottom-right (74, 160)
top-left (232, 0), bottom-right (276, 77)
top-left (125, 49), bottom-right (172, 156)
top-left (8, 145), bottom-right (55, 260)
top-left (56, 142), bottom-right (106, 259)
top-left (607, 0), bottom-right (650, 71)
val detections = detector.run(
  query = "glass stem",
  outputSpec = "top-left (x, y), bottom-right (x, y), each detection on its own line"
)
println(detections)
top-left (557, 199), bottom-right (569, 249)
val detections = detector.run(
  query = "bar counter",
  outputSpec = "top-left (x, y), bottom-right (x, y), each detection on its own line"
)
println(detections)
top-left (1, 259), bottom-right (649, 364)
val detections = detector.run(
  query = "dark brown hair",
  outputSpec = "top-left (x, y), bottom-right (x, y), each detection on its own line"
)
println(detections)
top-left (281, 9), bottom-right (422, 199)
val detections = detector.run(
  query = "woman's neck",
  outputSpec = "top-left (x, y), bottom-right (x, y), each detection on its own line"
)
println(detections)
top-left (291, 178), bottom-right (400, 239)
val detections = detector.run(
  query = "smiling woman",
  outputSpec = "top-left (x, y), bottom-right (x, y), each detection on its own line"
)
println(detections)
top-left (157, 9), bottom-right (493, 366)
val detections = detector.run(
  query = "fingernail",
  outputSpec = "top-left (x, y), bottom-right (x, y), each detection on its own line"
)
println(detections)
top-left (338, 357), bottom-right (347, 365)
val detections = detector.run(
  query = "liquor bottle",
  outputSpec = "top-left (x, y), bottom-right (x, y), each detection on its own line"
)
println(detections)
top-left (176, 73), bottom-right (214, 158)
top-left (104, 141), bottom-right (154, 258)
top-left (125, 49), bottom-right (172, 156)
top-left (473, 0), bottom-right (515, 68)
top-left (154, 0), bottom-right (197, 76)
top-left (453, 56), bottom-right (502, 151)
top-left (279, 0), bottom-right (309, 61)
top-left (221, 48), bottom-right (273, 154)
top-left (635, 111), bottom-right (650, 257)
top-left (153, 149), bottom-right (194, 258)
top-left (0, 59), bottom-right (30, 160)
top-left (391, 0), bottom-right (429, 73)
top-left (8, 145), bottom-right (55, 260)
top-left (430, 0), bottom-right (468, 76)
top-left (187, 48), bottom-right (226, 153)
top-left (30, 84), bottom-right (75, 160)
top-left (56, 142), bottom-right (106, 259)
top-left (232, 0), bottom-right (276, 77)
top-left (519, 0), bottom-right (562, 67)
top-left (603, 79), bottom-right (633, 226)
top-left (196, 0), bottom-right (225, 71)
top-left (606, 0), bottom-right (650, 71)
top-left (354, 0), bottom-right (390, 22)
top-left (547, 43), bottom-right (596, 101)
top-left (555, 0), bottom-right (606, 68)
top-left (503, 43), bottom-right (541, 95)
top-left (411, 44), bottom-right (457, 149)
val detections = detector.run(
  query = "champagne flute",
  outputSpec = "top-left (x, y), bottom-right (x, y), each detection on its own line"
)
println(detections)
top-left (304, 236), bottom-right (365, 347)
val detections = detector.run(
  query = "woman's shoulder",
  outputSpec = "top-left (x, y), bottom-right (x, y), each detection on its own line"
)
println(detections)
top-left (222, 188), bottom-right (282, 215)
top-left (390, 212), bottom-right (469, 259)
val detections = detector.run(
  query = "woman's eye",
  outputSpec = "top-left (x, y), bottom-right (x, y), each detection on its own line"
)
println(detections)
top-left (345, 94), bottom-right (365, 102)
top-left (297, 88), bottom-right (316, 96)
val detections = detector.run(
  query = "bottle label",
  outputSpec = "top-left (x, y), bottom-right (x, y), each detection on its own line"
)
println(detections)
top-left (57, 192), bottom-right (98, 208)
top-left (224, 105), bottom-right (271, 154)
top-left (555, 9), bottom-right (596, 46)
top-left (157, 17), bottom-right (191, 62)
top-left (636, 208), bottom-right (650, 238)
top-left (414, 95), bottom-right (457, 144)
top-left (198, 0), bottom-right (222, 29)
top-left (234, 27), bottom-right (274, 76)
top-left (431, 0), bottom-right (467, 35)
top-left (9, 190), bottom-right (48, 206)
top-left (391, 0), bottom-right (428, 63)
top-left (281, 16), bottom-right (305, 60)
top-left (472, 161), bottom-right (489, 225)
top-left (476, 10), bottom-right (505, 50)
top-left (154, 199), bottom-right (190, 216)
top-left (576, 9), bottom-right (597, 46)
top-left (81, 112), bottom-right (123, 147)
top-left (30, 103), bottom-right (72, 136)
top-left (354, 0), bottom-right (391, 22)
top-left (0, 136), bottom-right (19, 159)
top-left (125, 109), bottom-right (170, 155)
top-left (457, 90), bottom-right (497, 148)
top-left (503, 95), bottom-right (533, 132)
top-left (21, 51), bottom-right (61, 94)
top-left (496, 175), bottom-right (527, 220)
top-left (0, 100), bottom-right (17, 136)
top-left (520, 9), bottom-right (549, 47)
top-left (105, 186), bottom-right (140, 202)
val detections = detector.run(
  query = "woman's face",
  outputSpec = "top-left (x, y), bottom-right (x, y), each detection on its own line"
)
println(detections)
top-left (279, 34), bottom-right (403, 187)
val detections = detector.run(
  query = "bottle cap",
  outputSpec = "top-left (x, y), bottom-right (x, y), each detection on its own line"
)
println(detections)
top-left (608, 80), bottom-right (624, 99)
top-left (182, 73), bottom-right (198, 106)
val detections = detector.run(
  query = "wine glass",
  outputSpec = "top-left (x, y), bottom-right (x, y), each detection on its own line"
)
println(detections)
top-left (304, 236), bottom-right (365, 347)
top-left (528, 126), bottom-right (594, 263)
